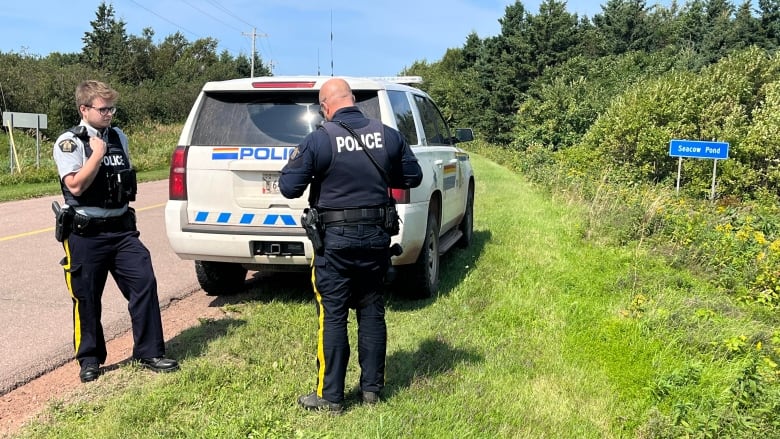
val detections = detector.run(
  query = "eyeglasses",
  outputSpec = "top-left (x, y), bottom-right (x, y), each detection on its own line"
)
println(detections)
top-left (85, 105), bottom-right (117, 116)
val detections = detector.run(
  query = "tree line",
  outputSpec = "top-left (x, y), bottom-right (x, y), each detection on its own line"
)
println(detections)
top-left (4, 0), bottom-right (780, 199)
top-left (0, 2), bottom-right (271, 135)
top-left (407, 0), bottom-right (780, 199)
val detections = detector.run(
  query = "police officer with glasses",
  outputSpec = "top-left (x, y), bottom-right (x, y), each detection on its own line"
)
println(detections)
top-left (52, 80), bottom-right (178, 383)
top-left (280, 77), bottom-right (422, 412)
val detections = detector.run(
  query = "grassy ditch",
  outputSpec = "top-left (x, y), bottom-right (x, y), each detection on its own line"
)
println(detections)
top-left (13, 153), bottom-right (779, 438)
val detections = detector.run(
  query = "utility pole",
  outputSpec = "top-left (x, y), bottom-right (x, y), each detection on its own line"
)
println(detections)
top-left (242, 27), bottom-right (268, 78)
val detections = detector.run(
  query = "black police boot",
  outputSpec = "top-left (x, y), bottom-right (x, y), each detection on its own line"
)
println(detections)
top-left (136, 357), bottom-right (180, 373)
top-left (79, 362), bottom-right (101, 383)
top-left (361, 391), bottom-right (380, 405)
top-left (298, 392), bottom-right (343, 413)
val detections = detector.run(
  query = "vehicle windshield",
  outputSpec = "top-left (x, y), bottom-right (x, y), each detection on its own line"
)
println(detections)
top-left (191, 91), bottom-right (380, 146)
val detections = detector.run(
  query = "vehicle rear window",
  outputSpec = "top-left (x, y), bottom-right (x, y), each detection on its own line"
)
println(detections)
top-left (191, 91), bottom-right (380, 146)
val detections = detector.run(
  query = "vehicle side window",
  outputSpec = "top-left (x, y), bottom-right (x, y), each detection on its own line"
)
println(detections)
top-left (413, 95), bottom-right (451, 146)
top-left (387, 90), bottom-right (418, 145)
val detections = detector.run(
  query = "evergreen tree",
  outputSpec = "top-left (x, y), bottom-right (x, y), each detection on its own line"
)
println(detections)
top-left (80, 2), bottom-right (128, 77)
top-left (701, 0), bottom-right (736, 64)
top-left (460, 32), bottom-right (482, 69)
top-left (651, 0), bottom-right (684, 49)
top-left (677, 0), bottom-right (708, 65)
top-left (575, 15), bottom-right (609, 57)
top-left (528, 0), bottom-right (581, 76)
top-left (480, 1), bottom-right (535, 143)
top-left (733, 0), bottom-right (761, 50)
top-left (592, 0), bottom-right (656, 54)
top-left (758, 0), bottom-right (780, 48)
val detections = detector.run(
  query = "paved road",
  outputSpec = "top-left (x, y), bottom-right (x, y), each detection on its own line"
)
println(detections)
top-left (0, 180), bottom-right (199, 394)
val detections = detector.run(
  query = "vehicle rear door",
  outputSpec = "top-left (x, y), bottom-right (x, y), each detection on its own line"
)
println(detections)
top-left (184, 91), bottom-right (319, 236)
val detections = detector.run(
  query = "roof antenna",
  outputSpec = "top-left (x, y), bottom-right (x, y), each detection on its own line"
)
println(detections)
top-left (330, 9), bottom-right (334, 76)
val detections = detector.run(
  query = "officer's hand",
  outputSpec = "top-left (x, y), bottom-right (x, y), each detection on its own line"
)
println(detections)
top-left (89, 136), bottom-right (107, 159)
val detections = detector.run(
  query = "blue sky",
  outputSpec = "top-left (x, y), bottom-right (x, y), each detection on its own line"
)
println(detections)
top-left (2, 1), bottom-right (669, 77)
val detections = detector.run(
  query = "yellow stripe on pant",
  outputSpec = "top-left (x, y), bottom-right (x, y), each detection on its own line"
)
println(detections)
top-left (311, 254), bottom-right (327, 398)
top-left (62, 238), bottom-right (82, 355)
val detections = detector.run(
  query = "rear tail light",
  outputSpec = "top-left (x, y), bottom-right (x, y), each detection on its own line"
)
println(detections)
top-left (169, 146), bottom-right (188, 200)
top-left (390, 188), bottom-right (409, 204)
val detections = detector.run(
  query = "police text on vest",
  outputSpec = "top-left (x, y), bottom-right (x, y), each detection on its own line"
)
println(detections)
top-left (336, 132), bottom-right (384, 153)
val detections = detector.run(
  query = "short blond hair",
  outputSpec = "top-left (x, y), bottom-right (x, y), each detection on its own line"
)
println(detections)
top-left (75, 80), bottom-right (118, 110)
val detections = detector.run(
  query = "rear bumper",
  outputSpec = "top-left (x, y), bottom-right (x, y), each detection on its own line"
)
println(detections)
top-left (165, 201), bottom-right (313, 266)
top-left (165, 200), bottom-right (427, 267)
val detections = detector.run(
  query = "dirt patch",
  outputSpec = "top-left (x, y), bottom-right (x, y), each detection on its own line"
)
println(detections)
top-left (0, 290), bottom-right (226, 437)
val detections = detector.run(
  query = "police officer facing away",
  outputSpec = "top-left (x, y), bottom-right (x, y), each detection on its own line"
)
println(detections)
top-left (52, 80), bottom-right (178, 383)
top-left (280, 78), bottom-right (423, 412)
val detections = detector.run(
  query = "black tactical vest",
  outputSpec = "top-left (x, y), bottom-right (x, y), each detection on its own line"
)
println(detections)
top-left (317, 120), bottom-right (391, 209)
top-left (61, 127), bottom-right (135, 209)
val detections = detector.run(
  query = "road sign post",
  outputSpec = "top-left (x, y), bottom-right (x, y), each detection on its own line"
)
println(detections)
top-left (669, 139), bottom-right (730, 201)
top-left (2, 112), bottom-right (48, 174)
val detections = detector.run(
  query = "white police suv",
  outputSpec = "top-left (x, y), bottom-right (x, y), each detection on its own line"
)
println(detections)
top-left (165, 76), bottom-right (475, 298)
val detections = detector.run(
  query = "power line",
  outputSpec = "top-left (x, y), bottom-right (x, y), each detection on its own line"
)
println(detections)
top-left (199, 1), bottom-right (274, 71)
top-left (126, 0), bottom-right (202, 40)
top-left (121, 0), bottom-right (272, 67)
top-left (181, 0), bottom-right (244, 34)
top-left (203, 0), bottom-right (255, 29)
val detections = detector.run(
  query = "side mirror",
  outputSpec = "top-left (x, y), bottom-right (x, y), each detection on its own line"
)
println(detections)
top-left (453, 128), bottom-right (474, 144)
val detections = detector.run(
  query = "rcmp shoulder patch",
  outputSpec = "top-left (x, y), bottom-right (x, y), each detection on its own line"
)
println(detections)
top-left (58, 139), bottom-right (76, 153)
top-left (289, 147), bottom-right (300, 161)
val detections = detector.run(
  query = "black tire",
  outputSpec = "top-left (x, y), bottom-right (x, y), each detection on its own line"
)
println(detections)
top-left (195, 261), bottom-right (247, 296)
top-left (404, 210), bottom-right (440, 299)
top-left (457, 181), bottom-right (474, 248)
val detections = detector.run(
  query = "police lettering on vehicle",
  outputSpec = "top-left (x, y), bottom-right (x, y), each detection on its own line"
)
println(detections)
top-left (335, 132), bottom-right (383, 153)
top-left (211, 147), bottom-right (296, 161)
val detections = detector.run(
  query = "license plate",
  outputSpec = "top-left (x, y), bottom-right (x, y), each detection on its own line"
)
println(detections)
top-left (262, 173), bottom-right (280, 194)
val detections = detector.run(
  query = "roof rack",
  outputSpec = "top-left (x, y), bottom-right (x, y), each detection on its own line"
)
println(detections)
top-left (368, 76), bottom-right (423, 85)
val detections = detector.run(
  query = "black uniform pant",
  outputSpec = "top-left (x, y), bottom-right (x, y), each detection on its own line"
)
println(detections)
top-left (60, 230), bottom-right (165, 366)
top-left (311, 224), bottom-right (390, 403)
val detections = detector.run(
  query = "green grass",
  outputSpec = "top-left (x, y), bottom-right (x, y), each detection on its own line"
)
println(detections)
top-left (0, 169), bottom-right (169, 202)
top-left (11, 154), bottom-right (780, 438)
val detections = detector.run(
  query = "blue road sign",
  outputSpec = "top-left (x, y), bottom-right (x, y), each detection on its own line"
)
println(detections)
top-left (669, 139), bottom-right (729, 159)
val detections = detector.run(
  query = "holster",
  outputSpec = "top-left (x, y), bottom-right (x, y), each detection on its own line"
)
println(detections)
top-left (52, 201), bottom-right (74, 242)
top-left (301, 207), bottom-right (324, 255)
top-left (384, 201), bottom-right (400, 236)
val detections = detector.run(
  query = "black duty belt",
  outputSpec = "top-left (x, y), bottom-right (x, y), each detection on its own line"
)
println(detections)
top-left (72, 210), bottom-right (135, 235)
top-left (319, 207), bottom-right (385, 225)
